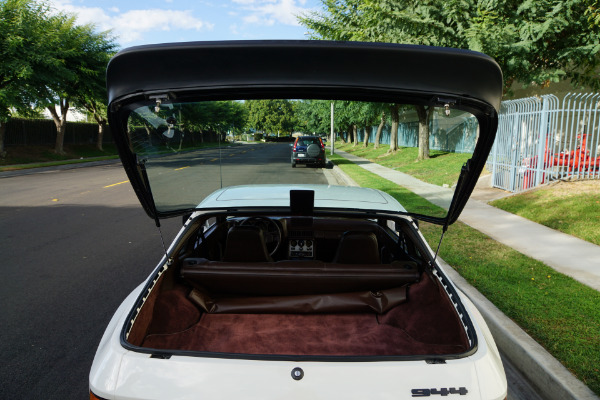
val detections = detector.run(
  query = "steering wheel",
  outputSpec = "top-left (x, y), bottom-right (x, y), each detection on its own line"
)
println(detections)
top-left (240, 217), bottom-right (283, 257)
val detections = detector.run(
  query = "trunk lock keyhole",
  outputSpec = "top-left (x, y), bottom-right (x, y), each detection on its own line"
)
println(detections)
top-left (291, 367), bottom-right (304, 381)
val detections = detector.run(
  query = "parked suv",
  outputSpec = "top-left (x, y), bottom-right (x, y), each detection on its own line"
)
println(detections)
top-left (291, 135), bottom-right (326, 168)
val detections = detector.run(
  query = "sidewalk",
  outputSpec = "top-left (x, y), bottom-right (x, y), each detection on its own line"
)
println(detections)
top-left (335, 150), bottom-right (600, 292)
top-left (333, 149), bottom-right (600, 400)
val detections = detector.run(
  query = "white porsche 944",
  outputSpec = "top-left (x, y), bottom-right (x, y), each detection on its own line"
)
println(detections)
top-left (90, 41), bottom-right (507, 400)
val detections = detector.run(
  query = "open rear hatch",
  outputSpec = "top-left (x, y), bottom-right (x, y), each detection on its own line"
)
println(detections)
top-left (106, 40), bottom-right (503, 226)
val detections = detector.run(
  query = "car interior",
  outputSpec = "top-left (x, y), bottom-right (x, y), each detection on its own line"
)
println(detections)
top-left (124, 213), bottom-right (473, 359)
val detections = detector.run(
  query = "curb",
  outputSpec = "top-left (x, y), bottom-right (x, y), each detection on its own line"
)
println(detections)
top-left (330, 163), bottom-right (359, 187)
top-left (442, 263), bottom-right (599, 400)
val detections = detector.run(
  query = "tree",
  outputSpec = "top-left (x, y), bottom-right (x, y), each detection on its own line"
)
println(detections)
top-left (373, 111), bottom-right (386, 149)
top-left (0, 0), bottom-right (63, 157)
top-left (358, 102), bottom-right (385, 147)
top-left (388, 104), bottom-right (400, 152)
top-left (41, 16), bottom-right (117, 154)
top-left (295, 100), bottom-right (332, 135)
top-left (245, 99), bottom-right (297, 136)
top-left (1, 0), bottom-right (118, 156)
top-left (588, 0), bottom-right (600, 28)
top-left (180, 101), bottom-right (247, 143)
top-left (415, 105), bottom-right (433, 160)
top-left (299, 0), bottom-right (600, 158)
top-left (72, 29), bottom-right (117, 151)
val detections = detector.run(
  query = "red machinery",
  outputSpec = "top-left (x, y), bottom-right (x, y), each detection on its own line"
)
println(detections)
top-left (521, 133), bottom-right (599, 190)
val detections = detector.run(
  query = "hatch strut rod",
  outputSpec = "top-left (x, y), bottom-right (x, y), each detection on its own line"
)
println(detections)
top-left (432, 222), bottom-right (448, 266)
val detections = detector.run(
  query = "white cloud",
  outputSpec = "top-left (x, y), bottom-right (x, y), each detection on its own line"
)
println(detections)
top-left (49, 1), bottom-right (213, 44)
top-left (235, 0), bottom-right (310, 27)
top-left (112, 9), bottom-right (214, 42)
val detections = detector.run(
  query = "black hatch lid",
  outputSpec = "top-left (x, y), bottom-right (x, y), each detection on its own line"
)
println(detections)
top-left (106, 40), bottom-right (503, 226)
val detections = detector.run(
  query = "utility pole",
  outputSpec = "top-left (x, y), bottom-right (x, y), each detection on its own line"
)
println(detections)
top-left (330, 102), bottom-right (335, 155)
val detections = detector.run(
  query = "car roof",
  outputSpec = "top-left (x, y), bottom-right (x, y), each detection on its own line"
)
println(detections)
top-left (197, 184), bottom-right (407, 213)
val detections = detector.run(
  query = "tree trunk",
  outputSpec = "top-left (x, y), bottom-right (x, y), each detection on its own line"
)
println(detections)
top-left (374, 112), bottom-right (385, 149)
top-left (363, 125), bottom-right (369, 147)
top-left (91, 110), bottom-right (106, 151)
top-left (178, 132), bottom-right (184, 151)
top-left (144, 124), bottom-right (153, 146)
top-left (389, 104), bottom-right (399, 153)
top-left (0, 121), bottom-right (6, 158)
top-left (96, 121), bottom-right (105, 151)
top-left (85, 102), bottom-right (107, 151)
top-left (352, 124), bottom-right (358, 147)
top-left (49, 98), bottom-right (69, 155)
top-left (415, 105), bottom-right (431, 160)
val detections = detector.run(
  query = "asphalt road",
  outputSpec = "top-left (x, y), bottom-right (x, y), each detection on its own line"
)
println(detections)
top-left (0, 142), bottom-right (330, 399)
top-left (0, 142), bottom-right (540, 399)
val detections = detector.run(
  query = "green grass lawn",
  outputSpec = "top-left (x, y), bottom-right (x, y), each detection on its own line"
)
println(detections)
top-left (333, 141), bottom-right (471, 187)
top-left (328, 152), bottom-right (600, 396)
top-left (490, 180), bottom-right (600, 246)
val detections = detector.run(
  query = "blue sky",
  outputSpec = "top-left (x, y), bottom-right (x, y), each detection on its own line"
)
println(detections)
top-left (49, 0), bottom-right (322, 49)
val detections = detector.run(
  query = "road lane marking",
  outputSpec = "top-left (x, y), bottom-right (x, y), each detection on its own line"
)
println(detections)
top-left (175, 166), bottom-right (189, 171)
top-left (210, 158), bottom-right (218, 162)
top-left (103, 180), bottom-right (129, 188)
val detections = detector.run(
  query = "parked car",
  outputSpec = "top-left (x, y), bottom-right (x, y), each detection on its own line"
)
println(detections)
top-left (90, 41), bottom-right (506, 400)
top-left (291, 135), bottom-right (326, 167)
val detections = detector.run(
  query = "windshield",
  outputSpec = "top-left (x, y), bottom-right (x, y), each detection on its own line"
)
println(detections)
top-left (125, 98), bottom-right (479, 218)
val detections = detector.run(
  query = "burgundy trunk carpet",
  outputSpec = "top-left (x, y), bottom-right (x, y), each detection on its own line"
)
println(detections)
top-left (141, 274), bottom-right (469, 356)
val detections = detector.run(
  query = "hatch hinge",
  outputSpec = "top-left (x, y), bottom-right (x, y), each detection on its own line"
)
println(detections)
top-left (436, 98), bottom-right (457, 116)
top-left (149, 94), bottom-right (170, 112)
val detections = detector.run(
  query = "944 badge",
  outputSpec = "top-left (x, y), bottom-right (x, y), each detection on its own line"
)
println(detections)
top-left (412, 387), bottom-right (468, 397)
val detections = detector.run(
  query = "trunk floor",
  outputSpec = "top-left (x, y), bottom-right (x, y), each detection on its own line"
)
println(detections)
top-left (142, 311), bottom-right (467, 356)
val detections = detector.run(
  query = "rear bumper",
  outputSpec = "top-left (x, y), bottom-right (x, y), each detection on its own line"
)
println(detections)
top-left (292, 155), bottom-right (325, 164)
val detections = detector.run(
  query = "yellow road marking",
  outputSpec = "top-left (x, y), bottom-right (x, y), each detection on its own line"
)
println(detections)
top-left (210, 158), bottom-right (218, 162)
top-left (175, 166), bottom-right (189, 171)
top-left (103, 180), bottom-right (129, 188)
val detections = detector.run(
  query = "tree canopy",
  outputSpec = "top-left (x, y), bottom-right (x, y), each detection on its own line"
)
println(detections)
top-left (300, 0), bottom-right (600, 92)
top-left (0, 0), bottom-right (117, 155)
top-left (299, 0), bottom-right (600, 159)
top-left (245, 99), bottom-right (298, 136)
